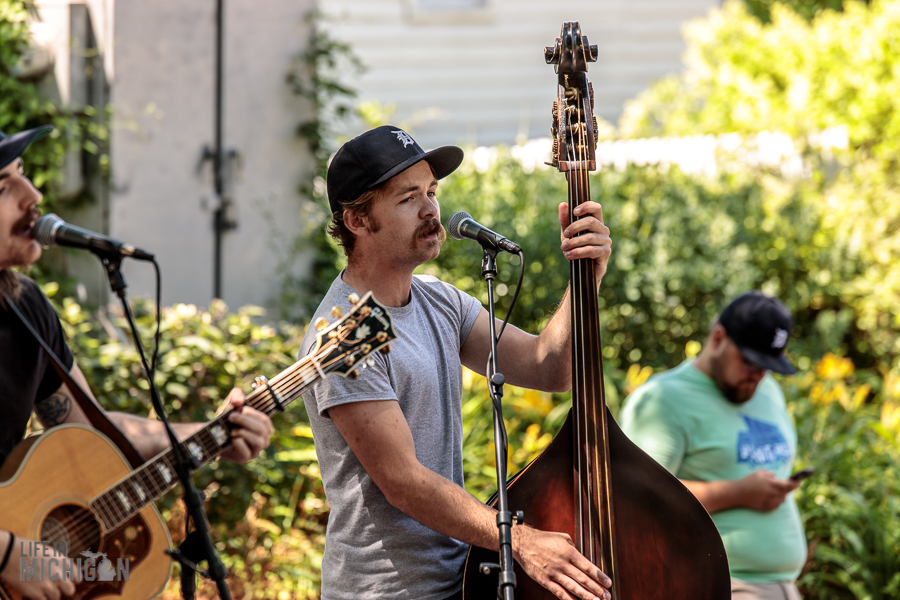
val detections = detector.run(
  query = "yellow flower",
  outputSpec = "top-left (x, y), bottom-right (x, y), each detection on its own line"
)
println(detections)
top-left (625, 364), bottom-right (654, 394)
top-left (685, 340), bottom-right (702, 359)
top-left (881, 401), bottom-right (900, 435)
top-left (809, 382), bottom-right (827, 405)
top-left (815, 353), bottom-right (855, 380)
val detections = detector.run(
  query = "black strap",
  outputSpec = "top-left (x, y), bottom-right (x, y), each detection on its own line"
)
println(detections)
top-left (8, 299), bottom-right (146, 469)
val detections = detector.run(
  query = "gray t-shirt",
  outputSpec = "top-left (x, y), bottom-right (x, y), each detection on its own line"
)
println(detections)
top-left (300, 273), bottom-right (482, 600)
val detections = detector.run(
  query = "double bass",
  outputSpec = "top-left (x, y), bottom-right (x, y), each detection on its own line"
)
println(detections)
top-left (462, 22), bottom-right (731, 600)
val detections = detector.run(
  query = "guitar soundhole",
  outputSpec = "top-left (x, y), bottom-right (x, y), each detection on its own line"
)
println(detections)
top-left (40, 504), bottom-right (103, 556)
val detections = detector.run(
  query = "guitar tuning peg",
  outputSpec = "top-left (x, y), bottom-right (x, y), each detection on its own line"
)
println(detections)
top-left (344, 356), bottom-right (355, 367)
top-left (347, 370), bottom-right (359, 380)
top-left (348, 293), bottom-right (360, 304)
top-left (331, 306), bottom-right (343, 318)
top-left (379, 345), bottom-right (392, 355)
top-left (315, 317), bottom-right (329, 331)
top-left (366, 356), bottom-right (376, 367)
top-left (376, 331), bottom-right (388, 342)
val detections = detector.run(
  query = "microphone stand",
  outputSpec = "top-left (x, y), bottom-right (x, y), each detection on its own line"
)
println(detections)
top-left (478, 246), bottom-right (518, 600)
top-left (97, 252), bottom-right (232, 600)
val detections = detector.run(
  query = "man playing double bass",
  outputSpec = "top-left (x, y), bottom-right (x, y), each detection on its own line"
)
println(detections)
top-left (299, 125), bottom-right (613, 600)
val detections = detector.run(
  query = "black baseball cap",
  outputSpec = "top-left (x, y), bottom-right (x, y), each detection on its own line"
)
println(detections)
top-left (0, 125), bottom-right (53, 171)
top-left (719, 292), bottom-right (796, 375)
top-left (326, 125), bottom-right (464, 214)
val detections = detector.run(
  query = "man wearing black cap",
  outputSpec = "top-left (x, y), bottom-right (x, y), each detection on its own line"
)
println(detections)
top-left (300, 125), bottom-right (613, 600)
top-left (620, 293), bottom-right (806, 600)
top-left (0, 126), bottom-right (275, 598)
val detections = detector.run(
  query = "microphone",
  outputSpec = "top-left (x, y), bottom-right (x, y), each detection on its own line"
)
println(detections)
top-left (34, 213), bottom-right (155, 261)
top-left (447, 211), bottom-right (521, 254)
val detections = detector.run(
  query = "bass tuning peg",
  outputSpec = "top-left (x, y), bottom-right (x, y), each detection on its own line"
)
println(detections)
top-left (331, 306), bottom-right (343, 318)
top-left (315, 317), bottom-right (329, 331)
top-left (348, 293), bottom-right (360, 304)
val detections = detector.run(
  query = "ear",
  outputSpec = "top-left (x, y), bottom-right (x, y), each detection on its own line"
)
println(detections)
top-left (343, 209), bottom-right (373, 237)
top-left (708, 324), bottom-right (728, 351)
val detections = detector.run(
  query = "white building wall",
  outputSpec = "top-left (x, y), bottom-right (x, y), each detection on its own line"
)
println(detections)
top-left (109, 0), bottom-right (315, 311)
top-left (320, 0), bottom-right (720, 149)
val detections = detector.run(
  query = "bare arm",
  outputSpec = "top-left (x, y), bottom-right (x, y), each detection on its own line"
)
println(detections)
top-left (35, 363), bottom-right (273, 463)
top-left (328, 399), bottom-right (612, 600)
top-left (682, 471), bottom-right (800, 514)
top-left (460, 200), bottom-right (611, 392)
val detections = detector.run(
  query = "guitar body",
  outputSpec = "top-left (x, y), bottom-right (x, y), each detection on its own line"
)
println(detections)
top-left (463, 409), bottom-right (731, 599)
top-left (0, 425), bottom-right (172, 600)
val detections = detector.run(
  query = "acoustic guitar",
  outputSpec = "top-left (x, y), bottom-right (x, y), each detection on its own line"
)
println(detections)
top-left (0, 292), bottom-right (395, 600)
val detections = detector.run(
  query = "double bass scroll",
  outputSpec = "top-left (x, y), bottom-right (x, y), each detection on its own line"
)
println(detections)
top-left (462, 21), bottom-right (731, 600)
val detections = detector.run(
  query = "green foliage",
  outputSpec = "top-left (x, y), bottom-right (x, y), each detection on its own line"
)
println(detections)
top-left (745, 0), bottom-right (870, 22)
top-left (619, 0), bottom-right (900, 367)
top-left (786, 355), bottom-right (900, 599)
top-left (431, 150), bottom-right (852, 375)
top-left (0, 0), bottom-right (109, 213)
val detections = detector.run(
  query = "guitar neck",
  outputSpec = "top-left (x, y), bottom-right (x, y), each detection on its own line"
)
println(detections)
top-left (90, 353), bottom-right (321, 531)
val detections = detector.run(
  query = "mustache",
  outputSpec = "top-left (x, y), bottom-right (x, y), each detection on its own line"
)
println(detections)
top-left (417, 218), bottom-right (445, 240)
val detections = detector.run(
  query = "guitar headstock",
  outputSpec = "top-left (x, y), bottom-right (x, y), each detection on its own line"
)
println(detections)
top-left (311, 291), bottom-right (396, 379)
top-left (545, 21), bottom-right (599, 173)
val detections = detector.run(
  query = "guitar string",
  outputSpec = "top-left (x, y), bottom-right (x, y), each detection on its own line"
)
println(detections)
top-left (40, 347), bottom-right (357, 549)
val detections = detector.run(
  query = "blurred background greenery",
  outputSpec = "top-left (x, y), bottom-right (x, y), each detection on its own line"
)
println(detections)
top-left (8, 0), bottom-right (900, 598)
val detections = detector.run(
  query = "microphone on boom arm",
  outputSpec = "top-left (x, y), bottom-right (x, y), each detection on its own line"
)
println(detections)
top-left (34, 213), bottom-right (155, 261)
top-left (447, 211), bottom-right (521, 254)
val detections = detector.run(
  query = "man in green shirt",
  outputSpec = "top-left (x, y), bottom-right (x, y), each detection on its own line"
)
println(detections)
top-left (620, 293), bottom-right (807, 600)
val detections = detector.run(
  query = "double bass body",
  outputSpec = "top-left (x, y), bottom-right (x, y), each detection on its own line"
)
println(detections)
top-left (461, 22), bottom-right (731, 600)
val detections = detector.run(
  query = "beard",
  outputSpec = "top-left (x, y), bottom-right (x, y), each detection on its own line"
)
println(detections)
top-left (709, 353), bottom-right (761, 405)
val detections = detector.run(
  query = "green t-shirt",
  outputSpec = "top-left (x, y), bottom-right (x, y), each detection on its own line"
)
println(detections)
top-left (618, 360), bottom-right (807, 583)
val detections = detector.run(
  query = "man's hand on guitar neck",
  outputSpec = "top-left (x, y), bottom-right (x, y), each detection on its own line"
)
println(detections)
top-left (215, 388), bottom-right (275, 464)
top-left (0, 531), bottom-right (77, 600)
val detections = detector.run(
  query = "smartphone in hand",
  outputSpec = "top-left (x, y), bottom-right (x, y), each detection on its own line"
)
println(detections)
top-left (789, 467), bottom-right (815, 482)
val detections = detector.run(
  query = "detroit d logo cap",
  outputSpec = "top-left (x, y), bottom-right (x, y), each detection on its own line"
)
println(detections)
top-left (325, 125), bottom-right (463, 215)
top-left (718, 292), bottom-right (796, 375)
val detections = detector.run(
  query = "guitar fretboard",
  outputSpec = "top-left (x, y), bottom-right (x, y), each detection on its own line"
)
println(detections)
top-left (90, 353), bottom-right (323, 531)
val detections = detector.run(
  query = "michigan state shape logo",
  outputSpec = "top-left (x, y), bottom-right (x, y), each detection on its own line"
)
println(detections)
top-left (736, 415), bottom-right (790, 468)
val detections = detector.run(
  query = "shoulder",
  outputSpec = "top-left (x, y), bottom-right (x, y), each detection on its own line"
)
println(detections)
top-left (13, 276), bottom-right (58, 317)
top-left (413, 274), bottom-right (479, 308)
top-left (629, 365), bottom-right (693, 405)
top-left (620, 365), bottom-right (696, 426)
top-left (755, 374), bottom-right (787, 406)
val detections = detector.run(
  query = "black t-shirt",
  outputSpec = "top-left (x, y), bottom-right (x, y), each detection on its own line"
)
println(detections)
top-left (0, 275), bottom-right (74, 466)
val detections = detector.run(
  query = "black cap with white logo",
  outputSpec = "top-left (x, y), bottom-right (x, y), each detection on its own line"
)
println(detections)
top-left (326, 125), bottom-right (463, 215)
top-left (718, 292), bottom-right (796, 375)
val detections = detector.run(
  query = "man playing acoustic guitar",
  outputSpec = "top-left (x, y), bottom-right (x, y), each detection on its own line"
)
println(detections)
top-left (300, 126), bottom-right (613, 600)
top-left (0, 125), bottom-right (274, 600)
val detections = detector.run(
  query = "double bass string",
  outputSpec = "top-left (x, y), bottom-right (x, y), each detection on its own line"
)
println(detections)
top-left (565, 71), bottom-right (618, 580)
top-left (561, 79), bottom-right (585, 559)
